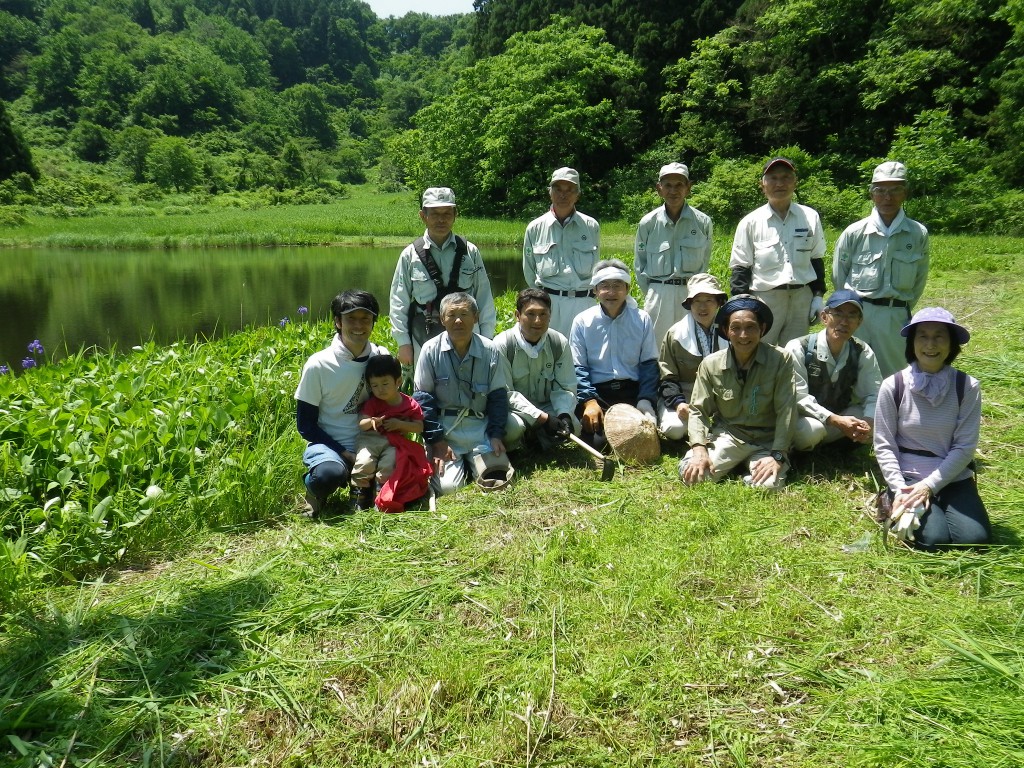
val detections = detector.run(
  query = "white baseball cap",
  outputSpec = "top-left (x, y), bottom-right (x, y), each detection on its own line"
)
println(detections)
top-left (422, 187), bottom-right (457, 208)
top-left (549, 167), bottom-right (580, 188)
top-left (871, 161), bottom-right (907, 184)
top-left (659, 162), bottom-right (690, 180)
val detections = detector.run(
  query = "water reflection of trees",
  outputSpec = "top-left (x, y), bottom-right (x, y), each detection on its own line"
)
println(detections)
top-left (0, 247), bottom-right (523, 365)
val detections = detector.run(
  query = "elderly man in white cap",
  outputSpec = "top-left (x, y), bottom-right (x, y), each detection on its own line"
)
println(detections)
top-left (730, 157), bottom-right (827, 347)
top-left (570, 259), bottom-right (659, 449)
top-left (833, 161), bottom-right (929, 378)
top-left (657, 273), bottom-right (728, 442)
top-left (523, 167), bottom-right (601, 337)
top-left (635, 162), bottom-right (713, 346)
top-left (390, 187), bottom-right (496, 372)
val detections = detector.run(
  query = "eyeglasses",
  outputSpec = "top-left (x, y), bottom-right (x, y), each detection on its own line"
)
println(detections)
top-left (870, 185), bottom-right (906, 197)
top-left (827, 310), bottom-right (862, 322)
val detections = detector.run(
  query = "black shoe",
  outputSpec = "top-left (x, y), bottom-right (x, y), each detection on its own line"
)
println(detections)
top-left (354, 486), bottom-right (376, 511)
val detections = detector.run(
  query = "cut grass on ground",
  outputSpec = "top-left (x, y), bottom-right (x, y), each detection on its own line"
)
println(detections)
top-left (1, 238), bottom-right (1022, 767)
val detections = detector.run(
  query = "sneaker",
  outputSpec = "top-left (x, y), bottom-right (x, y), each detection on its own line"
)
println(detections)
top-left (354, 486), bottom-right (376, 511)
top-left (303, 490), bottom-right (326, 518)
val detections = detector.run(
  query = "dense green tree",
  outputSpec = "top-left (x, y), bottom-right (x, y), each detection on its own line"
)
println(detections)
top-left (188, 12), bottom-right (271, 88)
top-left (116, 124), bottom-right (156, 182)
top-left (662, 0), bottom-right (1012, 173)
top-left (131, 39), bottom-right (243, 133)
top-left (0, 11), bottom-right (40, 98)
top-left (147, 135), bottom-right (198, 190)
top-left (258, 18), bottom-right (303, 87)
top-left (281, 83), bottom-right (336, 148)
top-left (391, 16), bottom-right (642, 216)
top-left (470, 0), bottom-right (742, 140)
top-left (985, 0), bottom-right (1024, 185)
top-left (278, 139), bottom-right (305, 187)
top-left (69, 119), bottom-right (112, 161)
top-left (75, 49), bottom-right (142, 129)
top-left (0, 98), bottom-right (38, 180)
top-left (29, 26), bottom-right (85, 113)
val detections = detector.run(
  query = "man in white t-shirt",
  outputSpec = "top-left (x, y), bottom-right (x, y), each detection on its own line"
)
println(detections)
top-left (295, 290), bottom-right (386, 516)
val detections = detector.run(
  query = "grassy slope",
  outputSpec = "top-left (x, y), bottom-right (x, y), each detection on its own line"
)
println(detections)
top-left (1, 232), bottom-right (1023, 767)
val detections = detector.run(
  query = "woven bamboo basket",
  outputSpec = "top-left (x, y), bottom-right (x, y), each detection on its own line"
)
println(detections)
top-left (604, 404), bottom-right (660, 465)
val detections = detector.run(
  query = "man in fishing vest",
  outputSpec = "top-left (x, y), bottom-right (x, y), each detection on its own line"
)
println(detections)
top-left (390, 187), bottom-right (496, 375)
top-left (783, 289), bottom-right (882, 451)
top-left (493, 288), bottom-right (579, 451)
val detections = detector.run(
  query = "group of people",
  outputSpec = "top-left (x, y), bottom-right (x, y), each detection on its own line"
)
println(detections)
top-left (293, 160), bottom-right (990, 550)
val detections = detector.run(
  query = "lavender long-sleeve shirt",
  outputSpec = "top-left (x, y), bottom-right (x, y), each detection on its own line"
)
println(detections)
top-left (873, 365), bottom-right (980, 493)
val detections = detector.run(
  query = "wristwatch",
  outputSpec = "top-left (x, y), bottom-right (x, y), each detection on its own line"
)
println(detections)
top-left (770, 450), bottom-right (786, 464)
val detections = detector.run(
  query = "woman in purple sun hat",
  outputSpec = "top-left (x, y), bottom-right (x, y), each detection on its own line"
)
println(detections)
top-left (872, 306), bottom-right (990, 549)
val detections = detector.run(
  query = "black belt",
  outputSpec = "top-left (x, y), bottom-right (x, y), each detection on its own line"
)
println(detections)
top-left (863, 297), bottom-right (909, 308)
top-left (771, 282), bottom-right (809, 290)
top-left (542, 287), bottom-right (594, 298)
top-left (440, 407), bottom-right (482, 417)
top-left (898, 446), bottom-right (938, 458)
top-left (598, 379), bottom-right (635, 391)
top-left (648, 277), bottom-right (687, 286)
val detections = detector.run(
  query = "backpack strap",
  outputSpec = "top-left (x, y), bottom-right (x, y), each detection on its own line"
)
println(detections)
top-left (802, 332), bottom-right (816, 370)
top-left (412, 235), bottom-right (469, 301)
top-left (893, 367), bottom-right (967, 411)
top-left (498, 330), bottom-right (564, 368)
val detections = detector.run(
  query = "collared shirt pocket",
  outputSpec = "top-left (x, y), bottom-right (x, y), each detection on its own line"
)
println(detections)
top-left (890, 247), bottom-right (925, 292)
top-left (717, 387), bottom-right (741, 420)
top-left (679, 231), bottom-right (709, 273)
top-left (850, 249), bottom-right (883, 292)
top-left (754, 235), bottom-right (784, 273)
top-left (409, 262), bottom-right (437, 304)
top-left (458, 262), bottom-right (482, 289)
top-left (648, 241), bottom-right (674, 276)
top-left (532, 242), bottom-right (560, 278)
top-left (571, 239), bottom-right (598, 278)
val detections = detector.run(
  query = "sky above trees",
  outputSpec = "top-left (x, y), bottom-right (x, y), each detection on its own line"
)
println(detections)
top-left (366, 0), bottom-right (472, 17)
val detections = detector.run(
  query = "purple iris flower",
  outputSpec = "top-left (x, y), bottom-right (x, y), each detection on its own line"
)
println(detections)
top-left (27, 339), bottom-right (44, 355)
top-left (297, 306), bottom-right (309, 316)
top-left (22, 357), bottom-right (37, 369)
top-left (0, 365), bottom-right (9, 375)
top-left (278, 317), bottom-right (290, 328)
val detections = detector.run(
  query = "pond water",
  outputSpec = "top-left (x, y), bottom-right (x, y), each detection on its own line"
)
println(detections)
top-left (0, 245), bottom-right (524, 367)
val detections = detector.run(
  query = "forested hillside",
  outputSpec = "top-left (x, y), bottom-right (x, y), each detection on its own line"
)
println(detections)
top-left (3, 0), bottom-right (1024, 232)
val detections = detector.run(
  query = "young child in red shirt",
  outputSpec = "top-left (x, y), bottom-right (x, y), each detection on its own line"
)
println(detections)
top-left (353, 355), bottom-right (432, 512)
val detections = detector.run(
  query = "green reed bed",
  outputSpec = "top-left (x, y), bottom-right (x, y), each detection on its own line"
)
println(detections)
top-left (0, 244), bottom-right (1023, 767)
top-left (0, 185), bottom-right (638, 250)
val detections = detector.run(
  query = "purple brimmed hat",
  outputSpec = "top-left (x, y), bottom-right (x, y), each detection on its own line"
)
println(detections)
top-left (715, 294), bottom-right (773, 340)
top-left (900, 307), bottom-right (970, 344)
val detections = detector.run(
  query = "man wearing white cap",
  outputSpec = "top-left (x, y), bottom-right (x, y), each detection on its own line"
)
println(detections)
top-left (635, 162), bottom-right (713, 346)
top-left (523, 167), bottom-right (601, 337)
top-left (570, 260), bottom-right (659, 448)
top-left (730, 157), bottom-right (827, 347)
top-left (833, 161), bottom-right (929, 378)
top-left (390, 187), bottom-right (496, 371)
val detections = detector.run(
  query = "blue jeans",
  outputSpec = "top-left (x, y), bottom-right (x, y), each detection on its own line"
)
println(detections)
top-left (914, 478), bottom-right (991, 550)
top-left (302, 444), bottom-right (352, 500)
